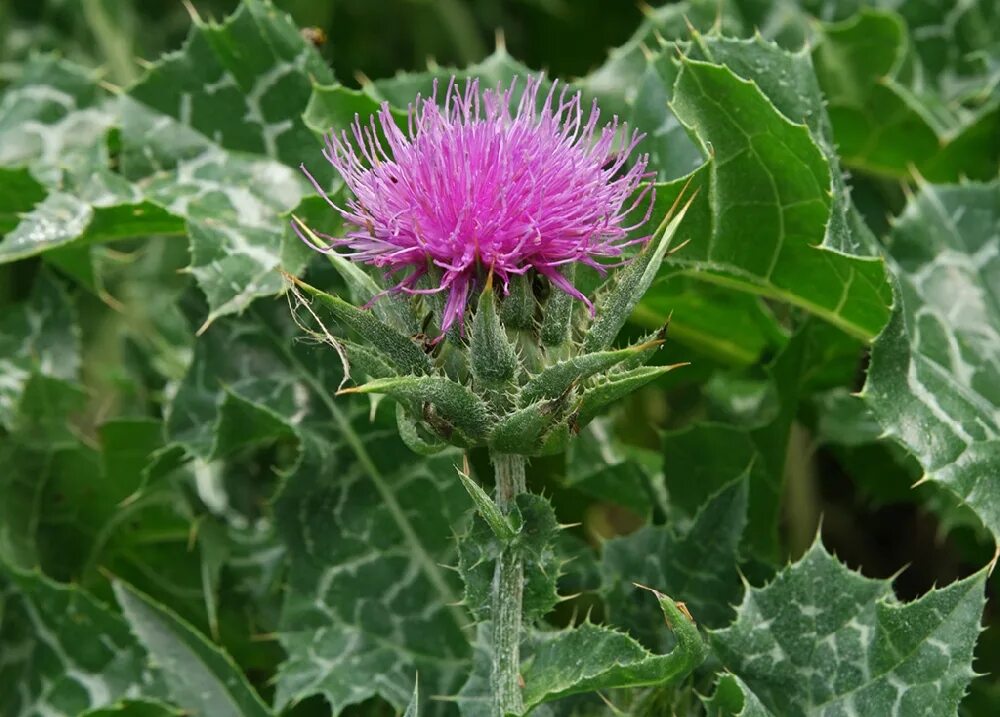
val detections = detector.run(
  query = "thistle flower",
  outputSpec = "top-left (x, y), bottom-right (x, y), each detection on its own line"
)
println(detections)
top-left (298, 75), bottom-right (653, 335)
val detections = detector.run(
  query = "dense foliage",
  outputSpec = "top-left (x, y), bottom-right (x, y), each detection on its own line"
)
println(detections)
top-left (1, 1), bottom-right (998, 716)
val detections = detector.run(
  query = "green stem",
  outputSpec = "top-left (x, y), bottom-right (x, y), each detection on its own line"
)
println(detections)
top-left (491, 452), bottom-right (526, 716)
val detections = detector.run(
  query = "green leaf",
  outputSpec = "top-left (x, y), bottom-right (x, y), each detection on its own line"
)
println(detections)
top-left (812, 388), bottom-right (885, 448)
top-left (458, 589), bottom-right (707, 715)
top-left (563, 419), bottom-right (664, 516)
top-left (112, 579), bottom-right (273, 717)
top-left (82, 702), bottom-right (184, 717)
top-left (662, 325), bottom-right (809, 560)
top-left (0, 166), bottom-right (45, 235)
top-left (702, 673), bottom-right (771, 717)
top-left (166, 309), bottom-right (310, 459)
top-left (686, 34), bottom-right (882, 259)
top-left (634, 275), bottom-right (786, 366)
top-left (709, 540), bottom-right (986, 717)
top-left (578, 12), bottom-right (705, 182)
top-left (117, 90), bottom-right (309, 327)
top-left (656, 57), bottom-right (890, 341)
top-left (457, 493), bottom-right (561, 623)
top-left (371, 48), bottom-right (541, 108)
top-left (601, 477), bottom-right (748, 643)
top-left (10, 373), bottom-right (88, 446)
top-left (0, 403), bottom-right (177, 585)
top-left (520, 591), bottom-right (706, 711)
top-left (164, 304), bottom-right (474, 712)
top-left (275, 434), bottom-right (472, 714)
top-left (304, 81), bottom-right (408, 141)
top-left (0, 270), bottom-right (79, 428)
top-left (3, 1), bottom-right (341, 323)
top-left (457, 463), bottom-right (516, 543)
top-left (339, 339), bottom-right (396, 379)
top-left (864, 180), bottom-right (1000, 543)
top-left (0, 191), bottom-right (184, 266)
top-left (0, 56), bottom-right (185, 265)
top-left (813, 9), bottom-right (1000, 182)
top-left (0, 564), bottom-right (167, 716)
top-left (127, 0), bottom-right (332, 168)
top-left (396, 402), bottom-right (448, 456)
top-left (404, 681), bottom-right (420, 717)
top-left (0, 54), bottom-right (112, 179)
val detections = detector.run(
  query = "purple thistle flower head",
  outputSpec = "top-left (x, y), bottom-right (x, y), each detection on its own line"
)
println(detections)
top-left (298, 75), bottom-right (654, 335)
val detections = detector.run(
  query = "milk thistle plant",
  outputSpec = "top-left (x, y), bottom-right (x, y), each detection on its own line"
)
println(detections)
top-left (292, 76), bottom-right (698, 714)
top-left (2, 1), bottom-right (997, 716)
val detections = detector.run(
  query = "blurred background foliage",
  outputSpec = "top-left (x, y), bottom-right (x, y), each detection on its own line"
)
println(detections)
top-left (0, 0), bottom-right (648, 88)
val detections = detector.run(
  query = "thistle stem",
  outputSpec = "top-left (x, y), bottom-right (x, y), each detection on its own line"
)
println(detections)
top-left (490, 452), bottom-right (526, 716)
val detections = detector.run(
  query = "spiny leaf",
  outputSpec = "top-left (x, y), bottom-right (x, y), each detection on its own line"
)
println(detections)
top-left (371, 47), bottom-right (542, 107)
top-left (685, 34), bottom-right (882, 258)
top-left (0, 565), bottom-right (167, 716)
top-left (655, 57), bottom-right (891, 341)
top-left (0, 270), bottom-right (80, 429)
top-left (457, 459), bottom-right (516, 543)
top-left (601, 476), bottom-right (748, 644)
top-left (456, 494), bottom-right (561, 624)
top-left (0, 167), bottom-right (46, 235)
top-left (709, 540), bottom-right (986, 717)
top-left (80, 702), bottom-right (185, 717)
top-left (341, 339), bottom-right (397, 380)
top-left (303, 81), bottom-right (407, 139)
top-left (276, 434), bottom-right (471, 713)
top-left (564, 418), bottom-right (664, 516)
top-left (0, 1), bottom-right (338, 325)
top-left (403, 680), bottom-right (420, 717)
top-left (112, 579), bottom-right (273, 717)
top-left (864, 180), bottom-right (1000, 543)
top-left (456, 587), bottom-right (708, 715)
top-left (702, 673), bottom-right (772, 717)
top-left (662, 325), bottom-right (809, 561)
top-left (127, 0), bottom-right (333, 168)
top-left (164, 306), bottom-right (473, 713)
top-left (813, 9), bottom-right (1000, 182)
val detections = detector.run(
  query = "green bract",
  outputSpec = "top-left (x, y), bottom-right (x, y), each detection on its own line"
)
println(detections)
top-left (291, 198), bottom-right (692, 458)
